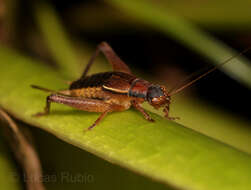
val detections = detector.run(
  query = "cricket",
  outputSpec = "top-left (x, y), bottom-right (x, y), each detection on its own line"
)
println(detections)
top-left (31, 42), bottom-right (249, 130)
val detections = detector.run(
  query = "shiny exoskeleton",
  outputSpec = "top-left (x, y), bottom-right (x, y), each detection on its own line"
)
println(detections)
top-left (32, 42), bottom-right (175, 130)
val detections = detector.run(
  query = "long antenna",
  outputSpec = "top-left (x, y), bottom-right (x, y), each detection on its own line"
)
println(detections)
top-left (168, 62), bottom-right (211, 95)
top-left (169, 47), bottom-right (251, 96)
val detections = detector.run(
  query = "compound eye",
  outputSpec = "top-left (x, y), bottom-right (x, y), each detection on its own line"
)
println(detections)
top-left (146, 85), bottom-right (164, 102)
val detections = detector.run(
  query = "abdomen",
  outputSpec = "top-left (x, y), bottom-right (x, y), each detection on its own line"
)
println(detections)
top-left (70, 87), bottom-right (108, 100)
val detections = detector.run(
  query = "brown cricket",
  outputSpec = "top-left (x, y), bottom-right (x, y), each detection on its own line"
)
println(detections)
top-left (31, 42), bottom-right (249, 130)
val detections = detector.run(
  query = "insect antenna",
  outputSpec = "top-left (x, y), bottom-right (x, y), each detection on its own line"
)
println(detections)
top-left (169, 47), bottom-right (251, 96)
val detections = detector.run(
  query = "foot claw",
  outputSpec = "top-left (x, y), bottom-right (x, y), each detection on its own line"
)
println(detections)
top-left (32, 112), bottom-right (48, 117)
top-left (87, 123), bottom-right (96, 130)
top-left (165, 115), bottom-right (180, 120)
top-left (84, 123), bottom-right (97, 132)
top-left (147, 118), bottom-right (155, 122)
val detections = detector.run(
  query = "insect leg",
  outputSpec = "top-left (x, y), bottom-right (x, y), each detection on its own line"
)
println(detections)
top-left (34, 94), bottom-right (119, 129)
top-left (131, 101), bottom-right (154, 122)
top-left (163, 104), bottom-right (180, 120)
top-left (33, 96), bottom-right (51, 117)
top-left (81, 42), bottom-right (132, 78)
top-left (86, 103), bottom-right (128, 130)
top-left (87, 109), bottom-right (111, 130)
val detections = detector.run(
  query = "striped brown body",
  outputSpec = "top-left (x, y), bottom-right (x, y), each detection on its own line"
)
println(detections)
top-left (70, 71), bottom-right (152, 98)
top-left (69, 72), bottom-right (151, 110)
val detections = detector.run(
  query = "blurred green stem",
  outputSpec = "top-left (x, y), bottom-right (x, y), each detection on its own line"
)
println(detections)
top-left (107, 0), bottom-right (251, 88)
top-left (34, 2), bottom-right (80, 79)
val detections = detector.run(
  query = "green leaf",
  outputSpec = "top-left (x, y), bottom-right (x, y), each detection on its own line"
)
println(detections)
top-left (1, 46), bottom-right (251, 190)
top-left (144, 95), bottom-right (251, 155)
top-left (31, 127), bottom-right (170, 190)
top-left (107, 0), bottom-right (251, 89)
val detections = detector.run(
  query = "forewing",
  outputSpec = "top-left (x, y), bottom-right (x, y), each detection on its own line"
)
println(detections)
top-left (102, 73), bottom-right (135, 94)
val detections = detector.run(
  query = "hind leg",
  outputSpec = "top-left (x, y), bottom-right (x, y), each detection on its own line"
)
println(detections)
top-left (80, 42), bottom-right (132, 78)
top-left (34, 94), bottom-right (124, 130)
